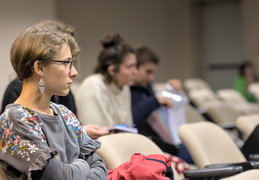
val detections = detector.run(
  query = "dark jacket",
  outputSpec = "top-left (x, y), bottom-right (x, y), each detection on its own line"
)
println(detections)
top-left (130, 83), bottom-right (178, 155)
top-left (130, 83), bottom-right (160, 124)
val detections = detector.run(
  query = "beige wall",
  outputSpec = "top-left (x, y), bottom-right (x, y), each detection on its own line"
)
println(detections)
top-left (0, 0), bottom-right (57, 107)
top-left (56, 0), bottom-right (194, 83)
top-left (242, 0), bottom-right (259, 68)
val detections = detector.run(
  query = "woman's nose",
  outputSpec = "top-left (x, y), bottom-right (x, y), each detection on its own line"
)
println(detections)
top-left (70, 66), bottom-right (78, 77)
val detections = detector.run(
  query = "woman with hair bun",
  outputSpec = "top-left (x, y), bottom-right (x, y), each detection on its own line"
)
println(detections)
top-left (77, 33), bottom-right (138, 127)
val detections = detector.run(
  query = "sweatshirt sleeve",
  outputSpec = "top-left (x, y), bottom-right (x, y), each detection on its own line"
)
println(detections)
top-left (79, 135), bottom-right (108, 179)
top-left (76, 75), bottom-right (116, 127)
top-left (0, 105), bottom-right (107, 180)
top-left (131, 93), bottom-right (160, 124)
top-left (35, 158), bottom-right (90, 180)
top-left (0, 107), bottom-right (56, 179)
top-left (31, 143), bottom-right (107, 180)
top-left (54, 103), bottom-right (108, 180)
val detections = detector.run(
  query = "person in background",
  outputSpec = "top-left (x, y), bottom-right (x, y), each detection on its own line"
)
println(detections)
top-left (1, 20), bottom-right (77, 115)
top-left (130, 45), bottom-right (193, 164)
top-left (1, 20), bottom-right (109, 139)
top-left (0, 27), bottom-right (107, 179)
top-left (233, 61), bottom-right (257, 102)
top-left (77, 33), bottom-right (137, 127)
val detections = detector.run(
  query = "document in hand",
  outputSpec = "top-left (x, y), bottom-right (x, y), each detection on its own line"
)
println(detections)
top-left (108, 124), bottom-right (138, 133)
top-left (147, 88), bottom-right (189, 145)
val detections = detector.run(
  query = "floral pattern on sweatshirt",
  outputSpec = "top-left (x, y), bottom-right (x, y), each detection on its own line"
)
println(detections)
top-left (0, 107), bottom-right (43, 161)
top-left (54, 103), bottom-right (88, 144)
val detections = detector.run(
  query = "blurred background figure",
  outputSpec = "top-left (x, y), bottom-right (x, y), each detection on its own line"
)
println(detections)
top-left (76, 33), bottom-right (137, 127)
top-left (233, 61), bottom-right (258, 102)
top-left (130, 45), bottom-right (193, 164)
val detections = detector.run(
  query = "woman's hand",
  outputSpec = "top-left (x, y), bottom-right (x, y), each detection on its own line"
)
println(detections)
top-left (83, 124), bottom-right (109, 139)
top-left (156, 95), bottom-right (173, 108)
top-left (167, 79), bottom-right (182, 91)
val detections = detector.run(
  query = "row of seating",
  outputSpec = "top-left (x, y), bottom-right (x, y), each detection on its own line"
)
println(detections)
top-left (184, 78), bottom-right (259, 114)
top-left (151, 78), bottom-right (259, 179)
top-left (95, 121), bottom-right (259, 179)
top-left (182, 78), bottom-right (259, 179)
top-left (183, 78), bottom-right (259, 103)
top-left (93, 103), bottom-right (259, 179)
top-left (182, 78), bottom-right (259, 146)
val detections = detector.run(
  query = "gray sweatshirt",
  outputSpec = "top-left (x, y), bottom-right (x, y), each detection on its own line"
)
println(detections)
top-left (0, 103), bottom-right (107, 180)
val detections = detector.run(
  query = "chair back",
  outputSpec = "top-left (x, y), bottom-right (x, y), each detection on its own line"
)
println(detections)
top-left (248, 82), bottom-right (259, 101)
top-left (217, 89), bottom-right (259, 115)
top-left (97, 133), bottom-right (165, 169)
top-left (217, 89), bottom-right (246, 104)
top-left (206, 102), bottom-right (239, 125)
top-left (236, 114), bottom-right (259, 140)
top-left (152, 82), bottom-right (167, 93)
top-left (178, 122), bottom-right (246, 169)
top-left (183, 78), bottom-right (212, 94)
top-left (97, 133), bottom-right (182, 180)
top-left (185, 104), bottom-right (205, 123)
top-left (188, 89), bottom-right (220, 109)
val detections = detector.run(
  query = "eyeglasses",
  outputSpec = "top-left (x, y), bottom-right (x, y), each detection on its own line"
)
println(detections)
top-left (48, 59), bottom-right (74, 70)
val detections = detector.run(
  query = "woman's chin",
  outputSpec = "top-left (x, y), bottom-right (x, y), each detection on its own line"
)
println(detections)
top-left (57, 90), bottom-right (70, 97)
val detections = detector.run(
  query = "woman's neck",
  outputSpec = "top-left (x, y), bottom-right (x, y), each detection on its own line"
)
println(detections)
top-left (15, 83), bottom-right (53, 115)
top-left (113, 81), bottom-right (123, 89)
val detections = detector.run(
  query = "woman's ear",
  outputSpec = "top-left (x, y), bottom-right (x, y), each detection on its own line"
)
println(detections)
top-left (107, 65), bottom-right (116, 76)
top-left (33, 61), bottom-right (44, 76)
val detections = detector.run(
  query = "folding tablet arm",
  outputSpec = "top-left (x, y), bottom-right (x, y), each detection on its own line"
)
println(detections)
top-left (184, 161), bottom-right (259, 180)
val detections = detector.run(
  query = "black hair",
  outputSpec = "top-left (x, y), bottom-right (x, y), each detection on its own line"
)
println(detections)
top-left (135, 45), bottom-right (159, 68)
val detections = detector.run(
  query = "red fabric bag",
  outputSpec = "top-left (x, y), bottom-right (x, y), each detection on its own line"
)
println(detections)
top-left (108, 153), bottom-right (174, 180)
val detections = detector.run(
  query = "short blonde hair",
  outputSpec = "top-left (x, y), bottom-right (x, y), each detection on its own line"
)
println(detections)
top-left (33, 20), bottom-right (75, 37)
top-left (10, 27), bottom-right (80, 81)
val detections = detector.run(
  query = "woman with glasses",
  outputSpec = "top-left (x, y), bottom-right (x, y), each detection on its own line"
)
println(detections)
top-left (0, 27), bottom-right (107, 179)
top-left (1, 20), bottom-right (109, 140)
top-left (1, 20), bottom-right (77, 115)
top-left (77, 33), bottom-right (138, 127)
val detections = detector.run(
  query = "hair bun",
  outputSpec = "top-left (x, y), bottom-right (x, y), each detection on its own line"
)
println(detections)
top-left (101, 33), bottom-right (123, 48)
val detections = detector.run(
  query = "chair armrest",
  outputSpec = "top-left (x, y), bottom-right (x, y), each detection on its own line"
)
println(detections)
top-left (249, 154), bottom-right (259, 161)
top-left (184, 165), bottom-right (243, 179)
top-left (205, 161), bottom-right (255, 171)
top-left (250, 160), bottom-right (259, 168)
top-left (218, 122), bottom-right (236, 130)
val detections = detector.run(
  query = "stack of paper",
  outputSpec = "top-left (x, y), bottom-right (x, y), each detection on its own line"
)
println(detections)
top-left (147, 106), bottom-right (185, 145)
